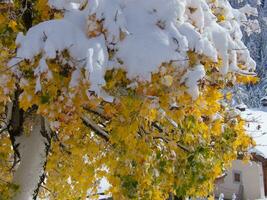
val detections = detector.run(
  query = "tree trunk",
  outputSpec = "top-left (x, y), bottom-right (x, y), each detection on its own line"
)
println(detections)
top-left (12, 115), bottom-right (51, 200)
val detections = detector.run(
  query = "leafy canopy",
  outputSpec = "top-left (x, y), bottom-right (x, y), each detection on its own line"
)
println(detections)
top-left (0, 0), bottom-right (257, 199)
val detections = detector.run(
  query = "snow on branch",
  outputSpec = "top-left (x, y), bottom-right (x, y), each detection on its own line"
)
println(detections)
top-left (9, 0), bottom-right (256, 100)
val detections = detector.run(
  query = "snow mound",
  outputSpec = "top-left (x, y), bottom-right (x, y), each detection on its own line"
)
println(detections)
top-left (9, 0), bottom-right (256, 100)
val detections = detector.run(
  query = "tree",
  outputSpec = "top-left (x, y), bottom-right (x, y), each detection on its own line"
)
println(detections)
top-left (228, 0), bottom-right (262, 108)
top-left (0, 0), bottom-right (258, 199)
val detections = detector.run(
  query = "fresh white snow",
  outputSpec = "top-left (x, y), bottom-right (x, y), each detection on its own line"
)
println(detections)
top-left (1, 0), bottom-right (265, 199)
top-left (242, 109), bottom-right (267, 158)
top-left (9, 0), bottom-right (256, 101)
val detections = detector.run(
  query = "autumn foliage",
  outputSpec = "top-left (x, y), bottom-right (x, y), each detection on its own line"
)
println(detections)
top-left (0, 0), bottom-right (257, 199)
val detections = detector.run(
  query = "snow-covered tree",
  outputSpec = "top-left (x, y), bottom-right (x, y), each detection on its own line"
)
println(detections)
top-left (0, 0), bottom-right (258, 199)
top-left (229, 0), bottom-right (267, 107)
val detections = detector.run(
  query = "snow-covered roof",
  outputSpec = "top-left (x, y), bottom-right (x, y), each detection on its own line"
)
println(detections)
top-left (235, 103), bottom-right (247, 111)
top-left (242, 109), bottom-right (267, 159)
top-left (260, 96), bottom-right (267, 101)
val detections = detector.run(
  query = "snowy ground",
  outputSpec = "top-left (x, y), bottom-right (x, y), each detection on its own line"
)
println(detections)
top-left (242, 108), bottom-right (267, 158)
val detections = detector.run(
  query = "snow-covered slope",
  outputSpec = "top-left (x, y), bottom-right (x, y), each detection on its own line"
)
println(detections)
top-left (242, 108), bottom-right (267, 158)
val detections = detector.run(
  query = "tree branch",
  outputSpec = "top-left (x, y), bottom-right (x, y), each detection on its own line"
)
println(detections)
top-left (33, 117), bottom-right (52, 200)
top-left (51, 131), bottom-right (71, 155)
top-left (0, 125), bottom-right (8, 134)
top-left (8, 86), bottom-right (24, 171)
top-left (176, 143), bottom-right (190, 153)
top-left (83, 106), bottom-right (110, 120)
top-left (152, 122), bottom-right (191, 153)
top-left (81, 115), bottom-right (110, 142)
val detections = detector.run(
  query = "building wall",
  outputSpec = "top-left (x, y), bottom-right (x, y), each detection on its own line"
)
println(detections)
top-left (263, 160), bottom-right (267, 196)
top-left (215, 160), bottom-right (265, 200)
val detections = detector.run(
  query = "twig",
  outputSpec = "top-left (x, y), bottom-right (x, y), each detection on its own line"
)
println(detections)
top-left (51, 131), bottom-right (71, 155)
top-left (153, 136), bottom-right (169, 143)
top-left (0, 59), bottom-right (23, 73)
top-left (40, 185), bottom-right (52, 193)
top-left (176, 143), bottom-right (190, 153)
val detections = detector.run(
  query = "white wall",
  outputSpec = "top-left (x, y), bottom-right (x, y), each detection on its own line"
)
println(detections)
top-left (215, 160), bottom-right (265, 200)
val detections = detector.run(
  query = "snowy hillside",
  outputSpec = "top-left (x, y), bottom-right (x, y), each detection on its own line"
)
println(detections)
top-left (242, 108), bottom-right (267, 158)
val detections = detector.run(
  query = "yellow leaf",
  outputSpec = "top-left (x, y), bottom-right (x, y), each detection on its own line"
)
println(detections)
top-left (217, 15), bottom-right (225, 22)
top-left (162, 75), bottom-right (173, 87)
top-left (8, 20), bottom-right (17, 32)
top-left (0, 14), bottom-right (6, 25)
